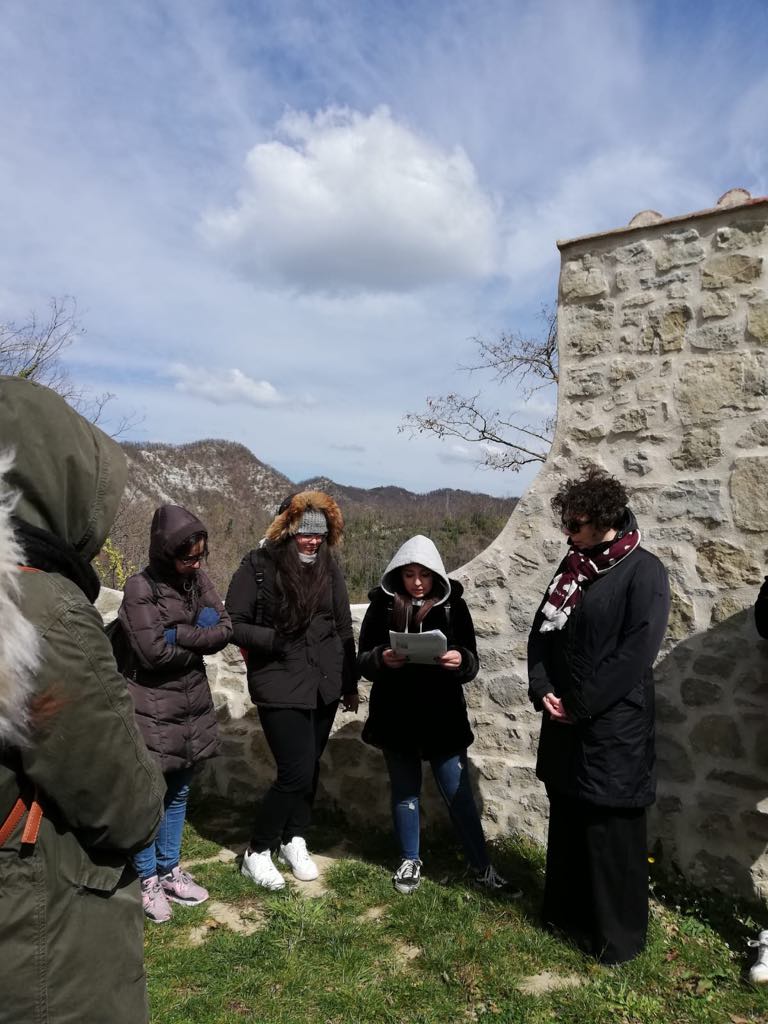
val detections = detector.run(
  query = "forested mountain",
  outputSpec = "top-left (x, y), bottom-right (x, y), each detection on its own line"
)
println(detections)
top-left (99, 439), bottom-right (517, 602)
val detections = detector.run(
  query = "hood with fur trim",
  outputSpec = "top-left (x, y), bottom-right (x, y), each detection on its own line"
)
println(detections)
top-left (265, 491), bottom-right (344, 547)
top-left (380, 535), bottom-right (451, 606)
top-left (0, 452), bottom-right (41, 748)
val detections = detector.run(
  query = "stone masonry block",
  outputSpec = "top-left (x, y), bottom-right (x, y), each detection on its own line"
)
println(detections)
top-left (701, 254), bottom-right (763, 289)
top-left (730, 456), bottom-right (768, 532)
top-left (696, 539), bottom-right (762, 587)
top-left (747, 300), bottom-right (768, 344)
top-left (657, 480), bottom-right (723, 523)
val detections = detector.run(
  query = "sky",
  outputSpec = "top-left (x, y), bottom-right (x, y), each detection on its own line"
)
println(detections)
top-left (1, 0), bottom-right (767, 498)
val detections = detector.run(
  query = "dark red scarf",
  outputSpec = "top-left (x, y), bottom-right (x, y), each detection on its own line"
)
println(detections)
top-left (539, 514), bottom-right (640, 632)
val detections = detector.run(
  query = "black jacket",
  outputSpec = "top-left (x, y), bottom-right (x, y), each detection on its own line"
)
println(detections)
top-left (756, 577), bottom-right (768, 639)
top-left (358, 581), bottom-right (479, 759)
top-left (528, 546), bottom-right (670, 807)
top-left (225, 545), bottom-right (358, 709)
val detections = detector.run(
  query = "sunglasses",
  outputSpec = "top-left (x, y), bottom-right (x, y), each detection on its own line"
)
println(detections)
top-left (562, 518), bottom-right (592, 534)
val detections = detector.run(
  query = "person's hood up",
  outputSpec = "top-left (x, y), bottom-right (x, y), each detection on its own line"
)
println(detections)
top-left (380, 535), bottom-right (451, 606)
top-left (148, 504), bottom-right (208, 571)
top-left (265, 490), bottom-right (344, 547)
top-left (0, 377), bottom-right (127, 562)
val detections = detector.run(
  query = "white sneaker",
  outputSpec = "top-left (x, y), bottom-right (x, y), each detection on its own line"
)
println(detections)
top-left (241, 848), bottom-right (286, 891)
top-left (749, 929), bottom-right (768, 983)
top-left (278, 836), bottom-right (319, 881)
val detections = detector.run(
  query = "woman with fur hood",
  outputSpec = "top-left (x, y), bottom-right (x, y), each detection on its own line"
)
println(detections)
top-left (226, 491), bottom-right (358, 890)
top-left (358, 536), bottom-right (509, 896)
top-left (0, 377), bottom-right (164, 1024)
top-left (118, 504), bottom-right (232, 923)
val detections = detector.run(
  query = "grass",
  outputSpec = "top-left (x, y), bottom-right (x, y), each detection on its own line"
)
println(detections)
top-left (145, 806), bottom-right (768, 1024)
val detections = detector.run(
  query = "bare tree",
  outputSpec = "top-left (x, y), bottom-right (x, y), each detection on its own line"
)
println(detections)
top-left (400, 304), bottom-right (558, 472)
top-left (0, 296), bottom-right (137, 437)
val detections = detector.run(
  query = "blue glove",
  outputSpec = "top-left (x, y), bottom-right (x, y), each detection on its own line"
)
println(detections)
top-left (196, 607), bottom-right (221, 628)
top-left (164, 627), bottom-right (177, 645)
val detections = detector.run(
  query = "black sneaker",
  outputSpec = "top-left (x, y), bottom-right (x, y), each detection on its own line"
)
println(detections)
top-left (393, 858), bottom-right (422, 895)
top-left (473, 864), bottom-right (522, 897)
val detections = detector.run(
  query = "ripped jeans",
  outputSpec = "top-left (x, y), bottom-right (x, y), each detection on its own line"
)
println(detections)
top-left (383, 748), bottom-right (490, 870)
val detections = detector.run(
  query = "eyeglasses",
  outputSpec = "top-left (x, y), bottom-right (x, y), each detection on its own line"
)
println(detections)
top-left (562, 517), bottom-right (592, 534)
top-left (177, 551), bottom-right (206, 566)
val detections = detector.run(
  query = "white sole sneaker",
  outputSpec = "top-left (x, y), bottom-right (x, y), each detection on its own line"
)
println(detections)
top-left (241, 849), bottom-right (286, 891)
top-left (278, 838), bottom-right (320, 881)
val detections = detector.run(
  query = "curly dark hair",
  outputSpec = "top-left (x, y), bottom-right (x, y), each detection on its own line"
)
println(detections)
top-left (551, 465), bottom-right (628, 532)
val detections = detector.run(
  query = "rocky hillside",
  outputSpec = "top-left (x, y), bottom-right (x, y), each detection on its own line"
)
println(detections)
top-left (101, 439), bottom-right (517, 602)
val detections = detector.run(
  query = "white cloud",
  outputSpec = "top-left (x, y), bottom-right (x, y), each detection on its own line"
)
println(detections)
top-left (170, 365), bottom-right (283, 406)
top-left (202, 105), bottom-right (499, 293)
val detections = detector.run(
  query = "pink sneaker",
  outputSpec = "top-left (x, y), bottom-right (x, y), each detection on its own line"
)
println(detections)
top-left (160, 866), bottom-right (209, 906)
top-left (141, 875), bottom-right (172, 923)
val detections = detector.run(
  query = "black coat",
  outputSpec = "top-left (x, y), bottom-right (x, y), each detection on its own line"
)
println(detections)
top-left (226, 546), bottom-right (358, 709)
top-left (528, 547), bottom-right (670, 808)
top-left (756, 577), bottom-right (768, 639)
top-left (358, 581), bottom-right (479, 759)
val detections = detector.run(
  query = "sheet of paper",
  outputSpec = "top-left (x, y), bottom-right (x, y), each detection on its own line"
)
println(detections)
top-left (388, 629), bottom-right (447, 664)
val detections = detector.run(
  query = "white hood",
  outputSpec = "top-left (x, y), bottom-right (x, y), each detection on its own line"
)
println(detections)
top-left (0, 451), bottom-right (41, 748)
top-left (380, 535), bottom-right (451, 606)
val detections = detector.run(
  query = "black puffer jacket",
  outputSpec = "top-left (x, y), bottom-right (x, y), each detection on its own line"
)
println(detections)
top-left (226, 544), bottom-right (358, 709)
top-left (528, 545), bottom-right (669, 807)
top-left (118, 506), bottom-right (232, 772)
top-left (359, 581), bottom-right (479, 759)
top-left (756, 577), bottom-right (768, 638)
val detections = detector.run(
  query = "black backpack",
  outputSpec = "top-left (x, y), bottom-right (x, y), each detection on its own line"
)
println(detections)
top-left (105, 570), bottom-right (160, 679)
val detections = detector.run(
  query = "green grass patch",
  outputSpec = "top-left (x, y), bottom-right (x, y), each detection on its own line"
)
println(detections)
top-left (144, 814), bottom-right (768, 1023)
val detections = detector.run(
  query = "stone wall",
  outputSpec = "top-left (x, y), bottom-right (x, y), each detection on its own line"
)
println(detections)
top-left (98, 189), bottom-right (768, 903)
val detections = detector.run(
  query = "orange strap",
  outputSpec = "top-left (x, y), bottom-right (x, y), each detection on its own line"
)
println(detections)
top-left (0, 788), bottom-right (43, 848)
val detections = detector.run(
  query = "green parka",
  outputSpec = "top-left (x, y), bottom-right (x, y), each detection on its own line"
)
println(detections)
top-left (0, 378), bottom-right (165, 1024)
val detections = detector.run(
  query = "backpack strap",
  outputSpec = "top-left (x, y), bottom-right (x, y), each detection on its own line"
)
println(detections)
top-left (249, 549), bottom-right (267, 627)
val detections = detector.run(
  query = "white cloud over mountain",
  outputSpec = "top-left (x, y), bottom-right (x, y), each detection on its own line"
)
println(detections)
top-left (202, 106), bottom-right (499, 293)
top-left (171, 365), bottom-right (283, 406)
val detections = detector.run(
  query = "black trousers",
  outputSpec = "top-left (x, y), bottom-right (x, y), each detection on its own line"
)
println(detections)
top-left (250, 697), bottom-right (339, 852)
top-left (543, 791), bottom-right (648, 965)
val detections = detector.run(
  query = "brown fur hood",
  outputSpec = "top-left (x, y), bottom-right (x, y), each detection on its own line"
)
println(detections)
top-left (265, 491), bottom-right (344, 547)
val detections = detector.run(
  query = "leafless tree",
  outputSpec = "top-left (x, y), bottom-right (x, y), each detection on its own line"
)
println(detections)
top-left (0, 296), bottom-right (138, 437)
top-left (400, 304), bottom-right (558, 472)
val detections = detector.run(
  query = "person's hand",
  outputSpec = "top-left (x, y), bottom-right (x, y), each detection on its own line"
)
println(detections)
top-left (542, 692), bottom-right (574, 724)
top-left (196, 607), bottom-right (220, 627)
top-left (436, 650), bottom-right (462, 670)
top-left (164, 627), bottom-right (177, 645)
top-left (341, 692), bottom-right (359, 713)
top-left (382, 648), bottom-right (407, 669)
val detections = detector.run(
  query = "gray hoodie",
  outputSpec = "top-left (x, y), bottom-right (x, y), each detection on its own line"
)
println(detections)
top-left (380, 535), bottom-right (451, 606)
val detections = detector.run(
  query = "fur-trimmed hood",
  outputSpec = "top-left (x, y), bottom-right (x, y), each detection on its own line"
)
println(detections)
top-left (265, 491), bottom-right (344, 547)
top-left (0, 451), bottom-right (41, 748)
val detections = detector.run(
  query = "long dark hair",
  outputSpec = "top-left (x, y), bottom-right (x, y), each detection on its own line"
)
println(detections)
top-left (270, 539), bottom-right (333, 636)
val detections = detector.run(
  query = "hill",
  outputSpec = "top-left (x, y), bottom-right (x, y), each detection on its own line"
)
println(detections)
top-left (100, 439), bottom-right (517, 602)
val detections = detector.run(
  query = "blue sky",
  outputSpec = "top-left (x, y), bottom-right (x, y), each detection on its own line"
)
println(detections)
top-left (1, 0), bottom-right (766, 497)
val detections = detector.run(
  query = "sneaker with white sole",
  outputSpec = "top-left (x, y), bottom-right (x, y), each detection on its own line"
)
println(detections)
top-left (472, 864), bottom-right (522, 897)
top-left (241, 847), bottom-right (286, 891)
top-left (749, 929), bottom-right (768, 983)
top-left (141, 875), bottom-right (172, 923)
top-left (393, 858), bottom-right (422, 895)
top-left (160, 866), bottom-right (209, 906)
top-left (278, 836), bottom-right (319, 881)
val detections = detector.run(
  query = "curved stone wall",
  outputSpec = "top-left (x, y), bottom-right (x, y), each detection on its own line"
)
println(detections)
top-left (98, 191), bottom-right (768, 902)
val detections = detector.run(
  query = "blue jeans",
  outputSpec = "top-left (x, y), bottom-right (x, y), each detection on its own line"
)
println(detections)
top-left (383, 749), bottom-right (490, 871)
top-left (133, 767), bottom-right (193, 880)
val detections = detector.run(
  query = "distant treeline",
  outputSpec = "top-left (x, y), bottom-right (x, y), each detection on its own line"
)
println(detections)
top-left (97, 494), bottom-right (515, 604)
